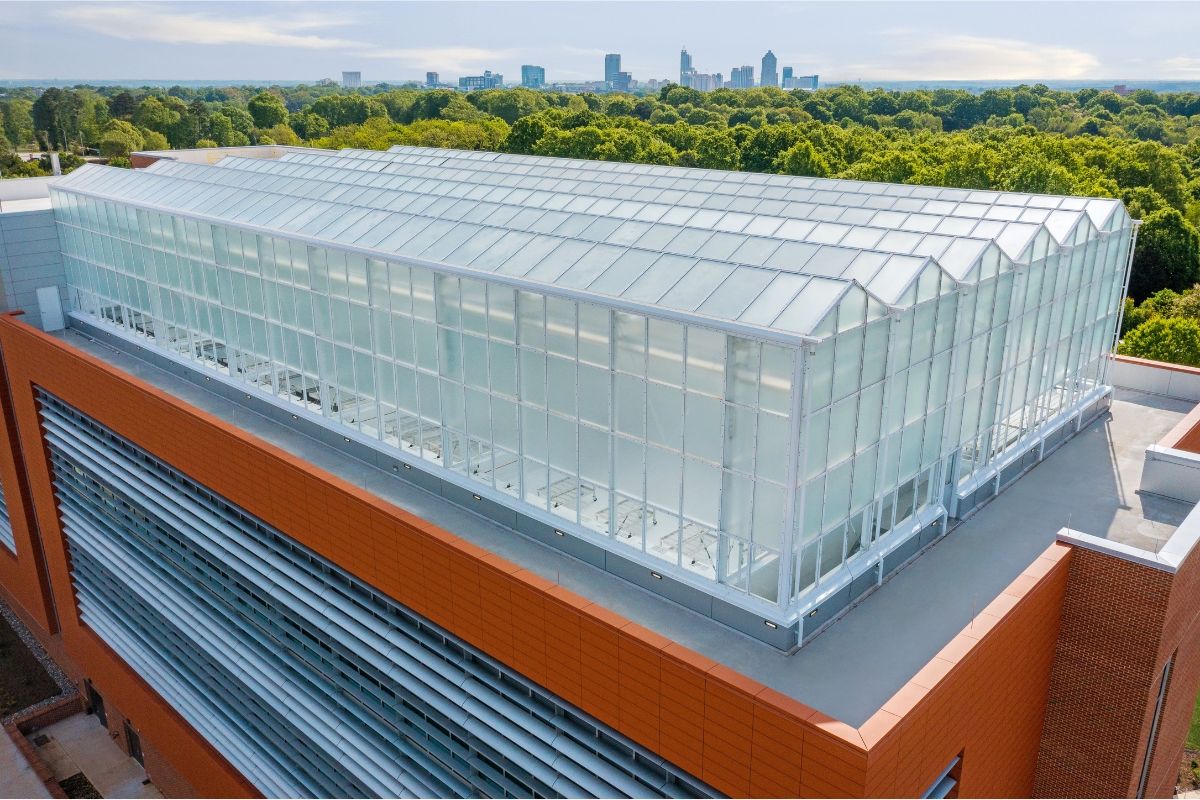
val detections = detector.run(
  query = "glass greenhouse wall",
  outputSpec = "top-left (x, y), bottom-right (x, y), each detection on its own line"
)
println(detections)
top-left (48, 149), bottom-right (1132, 626)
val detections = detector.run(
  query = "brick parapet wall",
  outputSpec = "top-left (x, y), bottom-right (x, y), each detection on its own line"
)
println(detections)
top-left (0, 315), bottom-right (1078, 798)
top-left (4, 720), bottom-right (67, 798)
top-left (1033, 539), bottom-right (1200, 798)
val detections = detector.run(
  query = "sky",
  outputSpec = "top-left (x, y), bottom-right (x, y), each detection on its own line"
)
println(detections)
top-left (2, 1), bottom-right (1199, 84)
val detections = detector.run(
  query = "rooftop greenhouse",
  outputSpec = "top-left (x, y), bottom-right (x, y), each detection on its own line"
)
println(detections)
top-left (48, 146), bottom-right (1133, 629)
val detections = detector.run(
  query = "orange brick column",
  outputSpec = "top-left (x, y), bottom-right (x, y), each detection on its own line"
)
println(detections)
top-left (1033, 535), bottom-right (1200, 798)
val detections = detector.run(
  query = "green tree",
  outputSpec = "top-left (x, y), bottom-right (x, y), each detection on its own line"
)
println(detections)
top-left (310, 94), bottom-right (387, 127)
top-left (997, 152), bottom-right (1073, 194)
top-left (140, 128), bottom-right (168, 150)
top-left (0, 99), bottom-right (34, 148)
top-left (1118, 316), bottom-right (1200, 366)
top-left (247, 91), bottom-right (288, 128)
top-left (503, 115), bottom-right (552, 154)
top-left (98, 119), bottom-right (145, 157)
top-left (262, 123), bottom-right (300, 146)
top-left (775, 140), bottom-right (830, 177)
top-left (132, 96), bottom-right (180, 136)
top-left (108, 91), bottom-right (137, 119)
top-left (288, 111), bottom-right (329, 141)
top-left (740, 125), bottom-right (800, 172)
top-left (468, 88), bottom-right (547, 124)
top-left (32, 87), bottom-right (83, 150)
top-left (691, 131), bottom-right (740, 170)
top-left (1130, 209), bottom-right (1200, 300)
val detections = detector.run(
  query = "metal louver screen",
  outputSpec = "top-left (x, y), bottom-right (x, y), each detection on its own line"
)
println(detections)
top-left (38, 390), bottom-right (713, 799)
top-left (0, 478), bottom-right (12, 553)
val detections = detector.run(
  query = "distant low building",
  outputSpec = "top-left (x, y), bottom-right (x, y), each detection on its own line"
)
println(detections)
top-left (458, 70), bottom-right (503, 90)
top-left (425, 72), bottom-right (439, 88)
top-left (341, 71), bottom-right (361, 89)
top-left (783, 73), bottom-right (819, 90)
top-left (546, 80), bottom-right (607, 94)
top-left (681, 71), bottom-right (721, 92)
top-left (520, 65), bottom-right (545, 89)
top-left (609, 71), bottom-right (632, 93)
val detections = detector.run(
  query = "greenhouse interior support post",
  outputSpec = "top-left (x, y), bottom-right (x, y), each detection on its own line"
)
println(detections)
top-left (791, 354), bottom-right (815, 612)
top-left (776, 347), bottom-right (805, 614)
top-left (991, 264), bottom-right (1030, 464)
top-left (939, 285), bottom-right (973, 495)
top-left (867, 310), bottom-right (904, 551)
top-left (1106, 221), bottom-right (1140, 384)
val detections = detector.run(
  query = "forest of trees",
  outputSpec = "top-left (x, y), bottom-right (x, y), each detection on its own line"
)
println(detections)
top-left (3, 80), bottom-right (1200, 362)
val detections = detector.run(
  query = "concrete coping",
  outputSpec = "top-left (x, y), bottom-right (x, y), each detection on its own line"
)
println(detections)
top-left (1057, 505), bottom-right (1200, 572)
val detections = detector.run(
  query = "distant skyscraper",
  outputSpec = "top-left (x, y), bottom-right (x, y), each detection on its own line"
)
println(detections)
top-left (521, 65), bottom-right (546, 89)
top-left (761, 50), bottom-right (778, 88)
top-left (341, 71), bottom-right (361, 89)
top-left (782, 66), bottom-right (793, 86)
top-left (604, 53), bottom-right (621, 87)
top-left (730, 65), bottom-right (755, 89)
top-left (425, 72), bottom-right (439, 88)
top-left (680, 47), bottom-right (693, 83)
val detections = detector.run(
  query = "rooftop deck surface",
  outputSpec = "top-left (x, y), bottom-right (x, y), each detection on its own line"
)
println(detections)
top-left (53, 326), bottom-right (1191, 727)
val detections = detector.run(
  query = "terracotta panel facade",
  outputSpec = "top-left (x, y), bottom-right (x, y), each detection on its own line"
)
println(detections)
top-left (0, 314), bottom-right (1185, 799)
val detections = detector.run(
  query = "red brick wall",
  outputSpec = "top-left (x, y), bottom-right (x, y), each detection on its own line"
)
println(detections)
top-left (0, 315), bottom-right (1079, 798)
top-left (1034, 541), bottom-right (1200, 798)
top-left (1144, 539), bottom-right (1200, 798)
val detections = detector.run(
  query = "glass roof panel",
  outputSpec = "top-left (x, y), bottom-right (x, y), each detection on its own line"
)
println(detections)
top-left (698, 268), bottom-right (777, 319)
top-left (555, 244), bottom-right (630, 289)
top-left (739, 273), bottom-right (808, 326)
top-left (658, 260), bottom-right (736, 310)
top-left (623, 254), bottom-right (698, 303)
top-left (60, 149), bottom-right (1119, 343)
top-left (772, 278), bottom-right (846, 335)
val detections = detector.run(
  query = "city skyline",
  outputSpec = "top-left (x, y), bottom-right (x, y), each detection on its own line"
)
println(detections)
top-left (4, 1), bottom-right (1200, 84)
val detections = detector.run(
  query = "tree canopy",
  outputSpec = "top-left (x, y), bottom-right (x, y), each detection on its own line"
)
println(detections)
top-left (5, 80), bottom-right (1200, 363)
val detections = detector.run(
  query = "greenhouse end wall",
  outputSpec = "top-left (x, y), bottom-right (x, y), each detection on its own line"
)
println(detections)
top-left (45, 155), bottom-right (1134, 642)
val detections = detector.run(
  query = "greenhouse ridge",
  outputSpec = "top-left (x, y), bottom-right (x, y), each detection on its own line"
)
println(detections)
top-left (49, 146), bottom-right (1131, 644)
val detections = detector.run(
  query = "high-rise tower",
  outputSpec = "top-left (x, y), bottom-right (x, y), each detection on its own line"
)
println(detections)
top-left (761, 50), bottom-right (778, 88)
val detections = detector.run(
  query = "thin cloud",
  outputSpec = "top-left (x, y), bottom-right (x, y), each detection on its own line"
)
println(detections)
top-left (52, 4), bottom-right (513, 75)
top-left (58, 4), bottom-right (363, 50)
top-left (836, 33), bottom-right (1099, 81)
top-left (358, 46), bottom-right (518, 74)
top-left (1161, 56), bottom-right (1200, 77)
